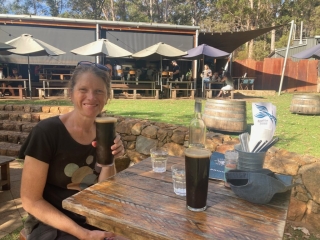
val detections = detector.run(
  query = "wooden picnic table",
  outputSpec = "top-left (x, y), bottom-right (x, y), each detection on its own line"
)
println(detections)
top-left (1, 78), bottom-right (28, 99)
top-left (62, 156), bottom-right (291, 240)
top-left (39, 79), bottom-right (69, 97)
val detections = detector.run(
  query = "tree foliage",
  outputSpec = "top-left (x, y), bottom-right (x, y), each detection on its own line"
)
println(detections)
top-left (1, 0), bottom-right (320, 60)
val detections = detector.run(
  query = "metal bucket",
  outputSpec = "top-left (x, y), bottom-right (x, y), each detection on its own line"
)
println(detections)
top-left (234, 144), bottom-right (266, 171)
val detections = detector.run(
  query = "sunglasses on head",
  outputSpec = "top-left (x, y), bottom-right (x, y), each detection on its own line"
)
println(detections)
top-left (77, 61), bottom-right (110, 71)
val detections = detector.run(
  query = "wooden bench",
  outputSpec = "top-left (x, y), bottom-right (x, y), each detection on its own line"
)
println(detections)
top-left (170, 88), bottom-right (195, 99)
top-left (205, 89), bottom-right (234, 99)
top-left (1, 85), bottom-right (25, 99)
top-left (36, 88), bottom-right (69, 99)
top-left (0, 156), bottom-right (15, 190)
top-left (111, 83), bottom-right (159, 99)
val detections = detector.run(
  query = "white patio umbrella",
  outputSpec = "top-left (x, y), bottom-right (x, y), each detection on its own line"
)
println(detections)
top-left (6, 34), bottom-right (65, 98)
top-left (71, 38), bottom-right (132, 58)
top-left (132, 42), bottom-right (187, 91)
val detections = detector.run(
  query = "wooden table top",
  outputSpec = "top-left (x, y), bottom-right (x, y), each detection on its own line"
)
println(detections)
top-left (62, 156), bottom-right (290, 240)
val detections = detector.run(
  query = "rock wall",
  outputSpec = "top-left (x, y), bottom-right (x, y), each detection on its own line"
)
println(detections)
top-left (110, 115), bottom-right (320, 233)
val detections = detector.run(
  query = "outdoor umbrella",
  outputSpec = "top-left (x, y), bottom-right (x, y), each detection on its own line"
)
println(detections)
top-left (71, 38), bottom-right (132, 58)
top-left (183, 44), bottom-right (230, 95)
top-left (5, 33), bottom-right (65, 98)
top-left (292, 44), bottom-right (320, 59)
top-left (132, 42), bottom-right (187, 90)
top-left (0, 42), bottom-right (15, 51)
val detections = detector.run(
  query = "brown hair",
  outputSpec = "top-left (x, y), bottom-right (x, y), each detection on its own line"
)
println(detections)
top-left (69, 65), bottom-right (111, 100)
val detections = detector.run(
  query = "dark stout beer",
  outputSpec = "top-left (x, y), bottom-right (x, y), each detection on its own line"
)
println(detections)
top-left (95, 117), bottom-right (117, 166)
top-left (185, 148), bottom-right (211, 211)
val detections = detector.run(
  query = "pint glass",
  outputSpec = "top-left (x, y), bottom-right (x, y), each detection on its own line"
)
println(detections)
top-left (95, 117), bottom-right (117, 166)
top-left (185, 147), bottom-right (211, 212)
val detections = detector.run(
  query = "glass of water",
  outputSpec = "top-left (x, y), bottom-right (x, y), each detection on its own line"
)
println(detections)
top-left (171, 163), bottom-right (186, 196)
top-left (150, 147), bottom-right (168, 173)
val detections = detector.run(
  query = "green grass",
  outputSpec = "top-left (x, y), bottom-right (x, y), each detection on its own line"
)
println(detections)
top-left (1, 93), bottom-right (320, 157)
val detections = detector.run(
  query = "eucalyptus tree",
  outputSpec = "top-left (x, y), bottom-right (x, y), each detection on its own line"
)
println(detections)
top-left (67, 0), bottom-right (106, 19)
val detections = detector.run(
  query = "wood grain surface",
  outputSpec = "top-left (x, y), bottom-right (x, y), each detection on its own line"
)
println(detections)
top-left (62, 156), bottom-right (290, 240)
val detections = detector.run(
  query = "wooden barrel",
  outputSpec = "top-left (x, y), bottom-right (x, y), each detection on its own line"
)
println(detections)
top-left (290, 94), bottom-right (320, 115)
top-left (203, 99), bottom-right (247, 133)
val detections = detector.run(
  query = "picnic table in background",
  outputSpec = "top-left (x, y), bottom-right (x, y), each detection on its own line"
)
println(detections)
top-left (62, 156), bottom-right (291, 240)
top-left (1, 78), bottom-right (28, 99)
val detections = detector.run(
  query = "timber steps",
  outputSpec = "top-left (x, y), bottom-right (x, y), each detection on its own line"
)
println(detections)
top-left (0, 104), bottom-right (74, 157)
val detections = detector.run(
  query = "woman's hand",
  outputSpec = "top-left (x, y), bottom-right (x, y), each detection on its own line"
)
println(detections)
top-left (111, 134), bottom-right (125, 159)
top-left (92, 134), bottom-right (125, 159)
top-left (82, 230), bottom-right (115, 240)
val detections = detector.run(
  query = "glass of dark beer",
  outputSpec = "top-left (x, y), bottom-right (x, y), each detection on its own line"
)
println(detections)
top-left (185, 147), bottom-right (212, 212)
top-left (95, 116), bottom-right (117, 166)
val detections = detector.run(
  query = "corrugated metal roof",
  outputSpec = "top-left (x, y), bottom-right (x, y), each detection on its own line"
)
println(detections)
top-left (271, 37), bottom-right (318, 61)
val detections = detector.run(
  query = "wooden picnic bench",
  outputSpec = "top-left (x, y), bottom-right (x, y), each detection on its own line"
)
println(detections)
top-left (1, 79), bottom-right (28, 99)
top-left (37, 88), bottom-right (69, 99)
top-left (0, 156), bottom-right (15, 190)
top-left (111, 83), bottom-right (159, 99)
top-left (205, 88), bottom-right (234, 99)
top-left (63, 155), bottom-right (291, 240)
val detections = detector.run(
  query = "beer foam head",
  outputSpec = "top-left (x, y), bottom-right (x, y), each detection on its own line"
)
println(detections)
top-left (95, 116), bottom-right (117, 123)
top-left (185, 148), bottom-right (211, 158)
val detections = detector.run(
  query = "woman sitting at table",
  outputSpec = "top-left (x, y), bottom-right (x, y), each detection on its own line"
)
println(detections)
top-left (201, 64), bottom-right (212, 88)
top-left (216, 71), bottom-right (234, 97)
top-left (19, 62), bottom-right (125, 240)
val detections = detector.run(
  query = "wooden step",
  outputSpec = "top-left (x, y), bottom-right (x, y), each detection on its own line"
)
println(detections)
top-left (0, 111), bottom-right (58, 122)
top-left (0, 120), bottom-right (37, 132)
top-left (0, 142), bottom-right (22, 157)
top-left (0, 130), bottom-right (30, 144)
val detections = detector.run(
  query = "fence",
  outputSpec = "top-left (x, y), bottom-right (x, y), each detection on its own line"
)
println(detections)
top-left (233, 58), bottom-right (319, 92)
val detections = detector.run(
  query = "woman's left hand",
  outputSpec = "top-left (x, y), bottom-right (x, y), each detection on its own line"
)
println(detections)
top-left (111, 134), bottom-right (125, 159)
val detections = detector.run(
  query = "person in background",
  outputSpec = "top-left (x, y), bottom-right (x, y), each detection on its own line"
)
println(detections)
top-left (105, 60), bottom-right (113, 78)
top-left (34, 65), bottom-right (41, 82)
top-left (1, 68), bottom-right (21, 96)
top-left (201, 64), bottom-right (212, 88)
top-left (146, 66), bottom-right (154, 80)
top-left (212, 71), bottom-right (221, 82)
top-left (171, 60), bottom-right (180, 80)
top-left (217, 71), bottom-right (234, 97)
top-left (19, 62), bottom-right (126, 239)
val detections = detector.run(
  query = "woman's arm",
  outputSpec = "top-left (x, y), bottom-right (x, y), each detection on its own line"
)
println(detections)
top-left (21, 156), bottom-right (114, 240)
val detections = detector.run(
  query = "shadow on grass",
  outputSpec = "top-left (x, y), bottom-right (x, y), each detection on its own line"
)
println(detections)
top-left (108, 111), bottom-right (192, 125)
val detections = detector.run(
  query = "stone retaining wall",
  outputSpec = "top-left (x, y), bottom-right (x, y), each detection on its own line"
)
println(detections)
top-left (111, 115), bottom-right (320, 233)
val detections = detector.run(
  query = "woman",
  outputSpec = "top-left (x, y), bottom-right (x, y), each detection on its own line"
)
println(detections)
top-left (19, 62), bottom-right (125, 239)
top-left (201, 64), bottom-right (212, 88)
top-left (217, 71), bottom-right (234, 97)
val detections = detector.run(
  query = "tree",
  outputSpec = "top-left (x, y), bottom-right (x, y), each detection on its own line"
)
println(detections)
top-left (67, 0), bottom-right (106, 19)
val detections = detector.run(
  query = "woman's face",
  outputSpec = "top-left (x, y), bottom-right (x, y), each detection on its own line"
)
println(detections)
top-left (70, 71), bottom-right (107, 119)
top-left (204, 65), bottom-right (208, 70)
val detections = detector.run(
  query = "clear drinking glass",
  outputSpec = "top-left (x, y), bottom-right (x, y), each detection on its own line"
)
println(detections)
top-left (150, 147), bottom-right (168, 173)
top-left (171, 164), bottom-right (186, 196)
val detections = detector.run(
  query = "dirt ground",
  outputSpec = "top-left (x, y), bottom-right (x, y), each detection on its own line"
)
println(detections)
top-left (284, 221), bottom-right (320, 239)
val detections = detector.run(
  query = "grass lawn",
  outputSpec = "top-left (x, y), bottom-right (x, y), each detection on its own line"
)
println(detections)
top-left (1, 93), bottom-right (320, 157)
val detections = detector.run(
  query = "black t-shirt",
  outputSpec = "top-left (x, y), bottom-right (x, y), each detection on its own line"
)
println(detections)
top-left (19, 116), bottom-right (100, 223)
top-left (172, 65), bottom-right (180, 79)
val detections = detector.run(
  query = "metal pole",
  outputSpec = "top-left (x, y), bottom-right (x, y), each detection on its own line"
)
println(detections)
top-left (28, 55), bottom-right (32, 99)
top-left (96, 24), bottom-right (100, 63)
top-left (278, 20), bottom-right (294, 96)
top-left (194, 29), bottom-right (198, 96)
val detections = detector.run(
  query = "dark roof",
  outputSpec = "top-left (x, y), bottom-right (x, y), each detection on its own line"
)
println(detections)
top-left (199, 24), bottom-right (286, 53)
